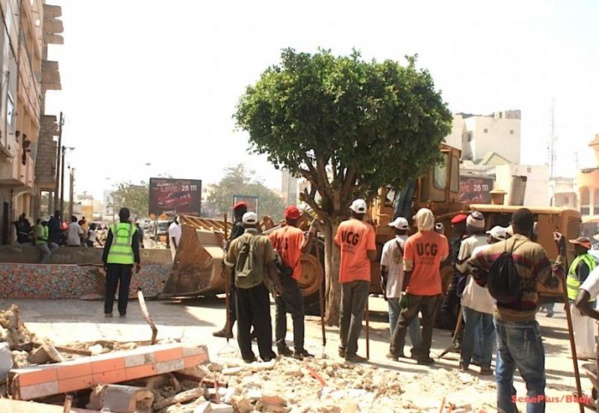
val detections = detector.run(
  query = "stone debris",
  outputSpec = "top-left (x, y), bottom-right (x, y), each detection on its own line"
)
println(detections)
top-left (0, 305), bottom-right (496, 413)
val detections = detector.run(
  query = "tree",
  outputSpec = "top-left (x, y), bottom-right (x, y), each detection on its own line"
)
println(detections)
top-left (207, 164), bottom-right (285, 221)
top-left (234, 48), bottom-right (452, 324)
top-left (112, 181), bottom-right (149, 219)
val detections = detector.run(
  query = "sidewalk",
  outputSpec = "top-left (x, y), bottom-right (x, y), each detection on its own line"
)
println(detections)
top-left (0, 296), bottom-right (591, 412)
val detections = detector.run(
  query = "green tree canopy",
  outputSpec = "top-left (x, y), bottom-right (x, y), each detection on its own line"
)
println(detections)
top-left (234, 48), bottom-right (452, 324)
top-left (207, 164), bottom-right (285, 221)
top-left (112, 181), bottom-right (149, 219)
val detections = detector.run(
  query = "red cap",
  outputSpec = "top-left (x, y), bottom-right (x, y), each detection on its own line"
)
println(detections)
top-left (233, 201), bottom-right (247, 210)
top-left (284, 206), bottom-right (301, 219)
top-left (450, 213), bottom-right (468, 224)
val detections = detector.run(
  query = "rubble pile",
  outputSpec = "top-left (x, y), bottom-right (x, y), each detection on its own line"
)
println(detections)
top-left (0, 305), bottom-right (496, 412)
top-left (180, 356), bottom-right (496, 413)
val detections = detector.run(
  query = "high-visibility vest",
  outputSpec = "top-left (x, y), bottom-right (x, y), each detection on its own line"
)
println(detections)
top-left (106, 222), bottom-right (137, 264)
top-left (35, 225), bottom-right (48, 245)
top-left (566, 253), bottom-right (597, 302)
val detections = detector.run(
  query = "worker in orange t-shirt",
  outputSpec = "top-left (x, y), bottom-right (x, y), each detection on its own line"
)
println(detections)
top-left (388, 207), bottom-right (449, 365)
top-left (334, 199), bottom-right (377, 362)
top-left (269, 205), bottom-right (316, 360)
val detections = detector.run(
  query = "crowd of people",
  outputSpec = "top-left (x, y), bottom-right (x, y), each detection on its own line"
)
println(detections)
top-left (207, 200), bottom-right (590, 413)
top-left (18, 199), bottom-right (599, 412)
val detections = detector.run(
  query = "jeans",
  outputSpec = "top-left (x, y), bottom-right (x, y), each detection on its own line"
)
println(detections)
top-left (388, 297), bottom-right (422, 350)
top-left (495, 318), bottom-right (546, 413)
top-left (339, 280), bottom-right (369, 357)
top-left (37, 242), bottom-right (59, 263)
top-left (275, 275), bottom-right (305, 352)
top-left (104, 264), bottom-right (133, 315)
top-left (460, 307), bottom-right (494, 369)
top-left (236, 283), bottom-right (275, 361)
top-left (390, 294), bottom-right (442, 360)
top-left (438, 274), bottom-right (461, 330)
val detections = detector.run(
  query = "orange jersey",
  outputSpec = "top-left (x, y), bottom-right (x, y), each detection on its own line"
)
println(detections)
top-left (403, 231), bottom-right (449, 296)
top-left (269, 225), bottom-right (305, 281)
top-left (334, 218), bottom-right (376, 283)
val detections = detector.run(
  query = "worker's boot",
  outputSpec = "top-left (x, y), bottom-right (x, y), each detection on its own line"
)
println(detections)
top-left (212, 328), bottom-right (233, 339)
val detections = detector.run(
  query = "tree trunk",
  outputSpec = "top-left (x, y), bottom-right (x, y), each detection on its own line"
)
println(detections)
top-left (324, 222), bottom-right (341, 326)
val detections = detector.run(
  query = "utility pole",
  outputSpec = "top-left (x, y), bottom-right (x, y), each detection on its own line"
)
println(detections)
top-left (59, 145), bottom-right (65, 218)
top-left (53, 112), bottom-right (64, 212)
top-left (68, 166), bottom-right (75, 219)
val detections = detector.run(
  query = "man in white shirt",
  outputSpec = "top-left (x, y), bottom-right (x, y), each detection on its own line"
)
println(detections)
top-left (168, 217), bottom-right (181, 260)
top-left (67, 216), bottom-right (83, 247)
top-left (460, 225), bottom-right (506, 375)
top-left (380, 217), bottom-right (421, 354)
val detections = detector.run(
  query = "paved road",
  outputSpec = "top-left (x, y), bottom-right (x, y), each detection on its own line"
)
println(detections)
top-left (0, 296), bottom-right (593, 411)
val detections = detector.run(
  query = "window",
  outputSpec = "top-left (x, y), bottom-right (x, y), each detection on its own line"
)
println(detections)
top-left (581, 187), bottom-right (590, 216)
top-left (451, 156), bottom-right (459, 193)
top-left (433, 153), bottom-right (449, 191)
top-left (510, 130), bottom-right (514, 134)
top-left (483, 129), bottom-right (488, 133)
top-left (467, 132), bottom-right (473, 142)
top-left (594, 190), bottom-right (599, 215)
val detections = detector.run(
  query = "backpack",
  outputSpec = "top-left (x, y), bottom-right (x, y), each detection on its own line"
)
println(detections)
top-left (274, 251), bottom-right (294, 278)
top-left (487, 239), bottom-right (526, 304)
top-left (234, 235), bottom-right (264, 289)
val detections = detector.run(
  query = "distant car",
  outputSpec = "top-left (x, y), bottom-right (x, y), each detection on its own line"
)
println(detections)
top-left (157, 191), bottom-right (192, 211)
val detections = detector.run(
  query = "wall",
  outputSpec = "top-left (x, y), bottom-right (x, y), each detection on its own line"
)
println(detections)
top-left (495, 164), bottom-right (550, 206)
top-left (465, 115), bottom-right (521, 164)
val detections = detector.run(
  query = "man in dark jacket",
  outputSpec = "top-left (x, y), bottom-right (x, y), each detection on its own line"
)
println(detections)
top-left (213, 201), bottom-right (248, 338)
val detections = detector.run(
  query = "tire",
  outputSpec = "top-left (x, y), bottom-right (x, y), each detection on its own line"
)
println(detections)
top-left (301, 239), bottom-right (325, 316)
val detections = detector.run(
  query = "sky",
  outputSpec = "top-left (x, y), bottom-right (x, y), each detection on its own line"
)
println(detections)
top-left (43, 0), bottom-right (599, 199)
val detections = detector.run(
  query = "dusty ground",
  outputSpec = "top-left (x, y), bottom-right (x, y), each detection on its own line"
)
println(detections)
top-left (0, 296), bottom-right (592, 412)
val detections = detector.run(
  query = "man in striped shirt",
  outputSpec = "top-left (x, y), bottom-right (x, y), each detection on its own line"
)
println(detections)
top-left (468, 208), bottom-right (564, 413)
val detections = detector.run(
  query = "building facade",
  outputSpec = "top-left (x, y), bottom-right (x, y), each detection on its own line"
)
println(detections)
top-left (446, 110), bottom-right (521, 164)
top-left (0, 1), bottom-right (62, 244)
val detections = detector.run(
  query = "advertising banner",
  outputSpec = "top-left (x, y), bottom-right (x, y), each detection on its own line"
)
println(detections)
top-left (459, 176), bottom-right (494, 204)
top-left (149, 178), bottom-right (202, 217)
top-left (232, 195), bottom-right (259, 216)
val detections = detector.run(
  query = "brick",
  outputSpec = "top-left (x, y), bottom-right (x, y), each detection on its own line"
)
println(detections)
top-left (56, 360), bottom-right (93, 380)
top-left (123, 353), bottom-right (153, 368)
top-left (19, 381), bottom-right (59, 400)
top-left (57, 375), bottom-right (93, 393)
top-left (156, 359), bottom-right (184, 374)
top-left (183, 345), bottom-right (209, 357)
top-left (184, 355), bottom-right (206, 368)
top-left (91, 357), bottom-right (125, 373)
top-left (11, 344), bottom-right (209, 400)
top-left (14, 366), bottom-right (58, 386)
top-left (125, 364), bottom-right (156, 381)
top-left (93, 368), bottom-right (127, 384)
top-left (154, 347), bottom-right (183, 362)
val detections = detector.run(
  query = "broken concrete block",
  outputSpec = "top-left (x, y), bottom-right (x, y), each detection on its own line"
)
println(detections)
top-left (0, 342), bottom-right (13, 381)
top-left (27, 346), bottom-right (51, 365)
top-left (341, 402), bottom-right (360, 413)
top-left (230, 396), bottom-right (254, 413)
top-left (194, 401), bottom-right (212, 413)
top-left (209, 403), bottom-right (234, 412)
top-left (11, 343), bottom-right (209, 400)
top-left (103, 384), bottom-right (154, 413)
top-left (153, 387), bottom-right (204, 411)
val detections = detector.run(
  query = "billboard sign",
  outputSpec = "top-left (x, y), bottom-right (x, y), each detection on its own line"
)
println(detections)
top-left (149, 178), bottom-right (202, 217)
top-left (459, 176), bottom-right (494, 205)
top-left (232, 195), bottom-right (259, 217)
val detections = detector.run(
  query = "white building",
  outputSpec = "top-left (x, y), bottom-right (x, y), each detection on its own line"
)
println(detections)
top-left (281, 169), bottom-right (299, 206)
top-left (495, 164), bottom-right (550, 206)
top-left (447, 110), bottom-right (521, 164)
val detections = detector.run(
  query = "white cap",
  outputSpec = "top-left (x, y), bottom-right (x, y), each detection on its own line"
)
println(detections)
top-left (349, 199), bottom-right (367, 214)
top-left (242, 212), bottom-right (258, 225)
top-left (486, 226), bottom-right (507, 240)
top-left (388, 217), bottom-right (409, 230)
